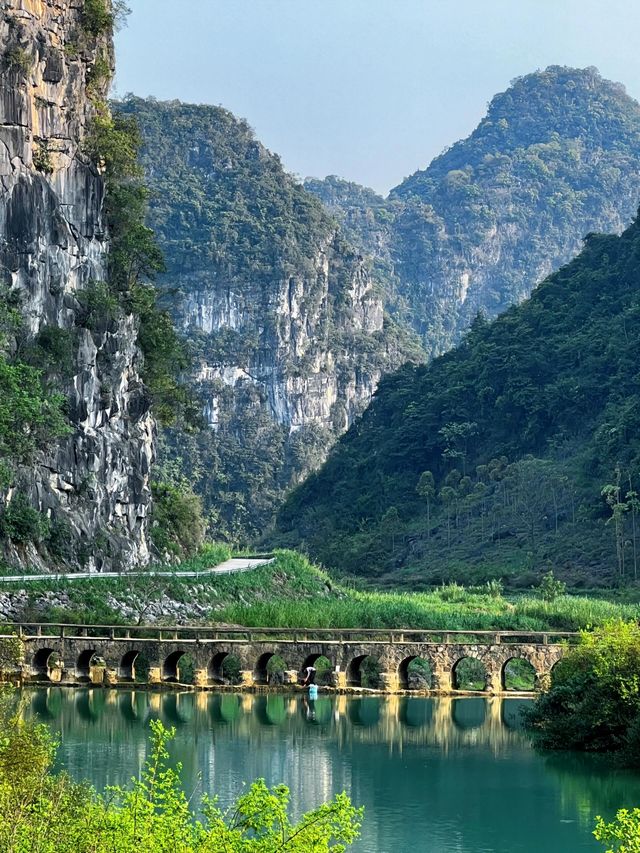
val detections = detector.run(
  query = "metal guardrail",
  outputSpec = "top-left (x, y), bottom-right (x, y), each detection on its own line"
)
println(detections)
top-left (0, 622), bottom-right (579, 646)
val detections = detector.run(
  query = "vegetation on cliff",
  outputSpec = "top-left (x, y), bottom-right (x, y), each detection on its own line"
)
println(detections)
top-left (276, 211), bottom-right (640, 588)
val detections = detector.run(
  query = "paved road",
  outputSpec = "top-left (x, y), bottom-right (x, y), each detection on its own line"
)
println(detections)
top-left (0, 557), bottom-right (274, 584)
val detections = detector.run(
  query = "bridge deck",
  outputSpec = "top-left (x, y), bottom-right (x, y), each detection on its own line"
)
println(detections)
top-left (3, 622), bottom-right (578, 646)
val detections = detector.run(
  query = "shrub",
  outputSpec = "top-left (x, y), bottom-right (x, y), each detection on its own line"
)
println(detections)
top-left (86, 53), bottom-right (111, 92)
top-left (538, 570), bottom-right (567, 602)
top-left (437, 581), bottom-right (471, 603)
top-left (4, 46), bottom-right (31, 75)
top-left (524, 620), bottom-right (640, 762)
top-left (151, 480), bottom-right (206, 558)
top-left (594, 808), bottom-right (640, 852)
top-left (0, 355), bottom-right (70, 463)
top-left (32, 140), bottom-right (53, 174)
top-left (1, 492), bottom-right (49, 544)
top-left (0, 708), bottom-right (363, 850)
top-left (81, 0), bottom-right (113, 37)
top-left (76, 281), bottom-right (120, 332)
top-left (485, 578), bottom-right (504, 598)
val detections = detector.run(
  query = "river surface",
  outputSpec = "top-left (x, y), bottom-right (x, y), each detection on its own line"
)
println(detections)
top-left (23, 688), bottom-right (640, 853)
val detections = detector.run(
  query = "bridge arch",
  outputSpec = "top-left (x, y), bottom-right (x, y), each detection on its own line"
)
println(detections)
top-left (501, 655), bottom-right (537, 691)
top-left (162, 650), bottom-right (189, 682)
top-left (346, 653), bottom-right (381, 689)
top-left (76, 649), bottom-right (101, 682)
top-left (452, 655), bottom-right (488, 691)
top-left (32, 647), bottom-right (58, 680)
top-left (208, 651), bottom-right (242, 684)
top-left (398, 655), bottom-right (433, 690)
top-left (254, 652), bottom-right (288, 686)
top-left (300, 653), bottom-right (334, 685)
top-left (119, 650), bottom-right (139, 681)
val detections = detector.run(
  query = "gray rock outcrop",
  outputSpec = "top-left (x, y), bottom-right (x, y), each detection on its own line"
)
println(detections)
top-left (0, 1), bottom-right (154, 571)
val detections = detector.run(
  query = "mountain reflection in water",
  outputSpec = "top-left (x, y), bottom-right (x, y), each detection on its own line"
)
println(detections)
top-left (23, 689), bottom-right (640, 853)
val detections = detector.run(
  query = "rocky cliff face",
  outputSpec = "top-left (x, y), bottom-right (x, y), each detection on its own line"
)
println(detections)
top-left (0, 1), bottom-right (154, 570)
top-left (116, 97), bottom-right (420, 540)
top-left (183, 232), bottom-right (385, 435)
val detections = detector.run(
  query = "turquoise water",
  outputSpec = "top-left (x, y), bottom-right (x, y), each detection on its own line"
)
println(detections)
top-left (24, 688), bottom-right (640, 853)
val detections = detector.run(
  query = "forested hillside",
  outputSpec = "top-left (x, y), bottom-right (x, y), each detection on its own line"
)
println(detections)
top-left (117, 97), bottom-right (421, 542)
top-left (276, 213), bottom-right (640, 588)
top-left (307, 67), bottom-right (640, 356)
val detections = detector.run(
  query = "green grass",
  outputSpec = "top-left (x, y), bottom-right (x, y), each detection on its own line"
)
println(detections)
top-left (0, 549), bottom-right (638, 631)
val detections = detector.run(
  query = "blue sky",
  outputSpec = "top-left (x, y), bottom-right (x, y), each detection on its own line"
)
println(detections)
top-left (114, 0), bottom-right (640, 194)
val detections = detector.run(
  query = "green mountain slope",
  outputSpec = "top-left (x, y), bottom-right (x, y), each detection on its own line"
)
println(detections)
top-left (307, 67), bottom-right (640, 357)
top-left (275, 213), bottom-right (640, 588)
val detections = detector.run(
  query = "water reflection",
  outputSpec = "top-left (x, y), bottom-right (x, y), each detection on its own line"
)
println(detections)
top-left (22, 688), bottom-right (640, 853)
top-left (26, 688), bottom-right (530, 753)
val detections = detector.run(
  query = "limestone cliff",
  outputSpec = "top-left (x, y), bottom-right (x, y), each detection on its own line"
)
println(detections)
top-left (0, 1), bottom-right (154, 570)
top-left (116, 97), bottom-right (421, 540)
top-left (307, 67), bottom-right (640, 357)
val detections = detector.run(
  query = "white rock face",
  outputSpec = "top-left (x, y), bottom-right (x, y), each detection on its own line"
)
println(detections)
top-left (0, 1), bottom-right (155, 571)
top-left (181, 232), bottom-right (387, 436)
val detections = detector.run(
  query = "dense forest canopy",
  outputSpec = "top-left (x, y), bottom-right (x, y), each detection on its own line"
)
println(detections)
top-left (275, 211), bottom-right (640, 587)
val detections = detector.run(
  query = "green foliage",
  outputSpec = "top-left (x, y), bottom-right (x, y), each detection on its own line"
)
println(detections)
top-left (3, 46), bottom-right (31, 75)
top-left (0, 492), bottom-right (49, 544)
top-left (85, 107), bottom-right (191, 427)
top-left (151, 480), bottom-right (206, 559)
top-left (524, 621), bottom-right (640, 763)
top-left (0, 636), bottom-right (24, 674)
top-left (595, 808), bottom-right (640, 852)
top-left (484, 578), bottom-right (504, 599)
top-left (76, 280), bottom-right (120, 331)
top-left (81, 0), bottom-right (113, 37)
top-left (32, 139), bottom-right (53, 174)
top-left (0, 357), bottom-right (69, 465)
top-left (277, 207), bottom-right (640, 587)
top-left (0, 709), bottom-right (362, 852)
top-left (86, 52), bottom-right (111, 92)
top-left (538, 571), bottom-right (567, 602)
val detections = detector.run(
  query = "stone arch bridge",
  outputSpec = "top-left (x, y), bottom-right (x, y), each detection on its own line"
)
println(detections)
top-left (7, 623), bottom-right (576, 693)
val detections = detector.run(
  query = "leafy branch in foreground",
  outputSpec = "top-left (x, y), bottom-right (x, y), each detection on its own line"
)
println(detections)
top-left (594, 808), bottom-right (640, 852)
top-left (0, 706), bottom-right (362, 852)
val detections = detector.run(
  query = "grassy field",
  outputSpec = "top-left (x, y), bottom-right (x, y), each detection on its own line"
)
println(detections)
top-left (1, 548), bottom-right (639, 631)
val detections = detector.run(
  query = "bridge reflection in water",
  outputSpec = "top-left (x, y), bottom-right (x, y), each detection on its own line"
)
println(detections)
top-left (22, 688), bottom-right (640, 853)
top-left (27, 687), bottom-right (529, 754)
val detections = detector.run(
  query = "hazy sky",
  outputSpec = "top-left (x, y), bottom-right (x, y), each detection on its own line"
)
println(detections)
top-left (114, 1), bottom-right (640, 195)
